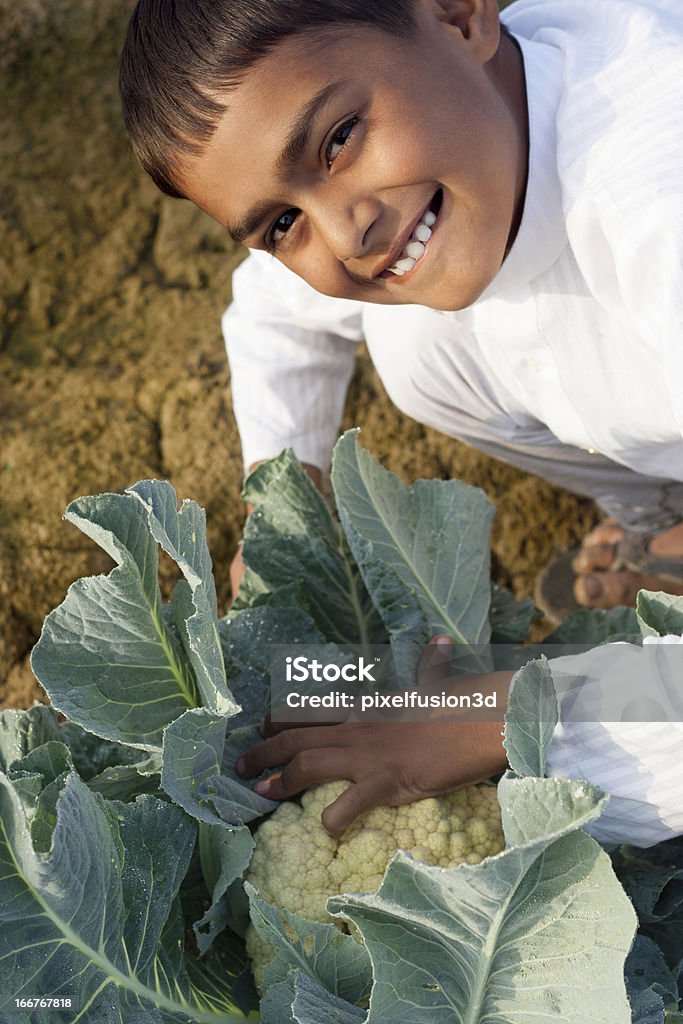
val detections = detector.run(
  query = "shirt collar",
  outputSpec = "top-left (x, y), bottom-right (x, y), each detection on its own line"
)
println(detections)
top-left (476, 32), bottom-right (567, 301)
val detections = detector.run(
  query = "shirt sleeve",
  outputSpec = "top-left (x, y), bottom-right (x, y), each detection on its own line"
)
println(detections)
top-left (222, 251), bottom-right (365, 473)
top-left (545, 636), bottom-right (683, 846)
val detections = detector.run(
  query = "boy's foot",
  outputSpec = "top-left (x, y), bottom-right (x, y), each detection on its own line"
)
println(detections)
top-left (535, 519), bottom-right (683, 621)
top-left (572, 519), bottom-right (683, 609)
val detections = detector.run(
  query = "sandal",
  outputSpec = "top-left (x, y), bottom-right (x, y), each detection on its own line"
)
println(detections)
top-left (534, 530), bottom-right (683, 624)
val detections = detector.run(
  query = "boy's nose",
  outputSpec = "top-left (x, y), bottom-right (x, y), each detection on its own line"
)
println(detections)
top-left (312, 192), bottom-right (381, 263)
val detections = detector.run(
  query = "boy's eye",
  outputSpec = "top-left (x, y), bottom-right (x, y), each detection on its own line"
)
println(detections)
top-left (325, 117), bottom-right (358, 168)
top-left (268, 208), bottom-right (299, 249)
top-left (265, 116), bottom-right (358, 251)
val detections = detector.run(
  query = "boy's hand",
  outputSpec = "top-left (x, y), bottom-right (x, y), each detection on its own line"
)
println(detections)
top-left (236, 638), bottom-right (512, 836)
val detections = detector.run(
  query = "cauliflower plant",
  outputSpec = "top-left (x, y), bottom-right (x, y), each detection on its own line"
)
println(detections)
top-left (245, 780), bottom-right (505, 990)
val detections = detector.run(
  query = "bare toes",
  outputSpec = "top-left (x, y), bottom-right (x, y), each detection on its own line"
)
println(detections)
top-left (581, 520), bottom-right (625, 549)
top-left (573, 570), bottom-right (640, 609)
top-left (572, 542), bottom-right (618, 574)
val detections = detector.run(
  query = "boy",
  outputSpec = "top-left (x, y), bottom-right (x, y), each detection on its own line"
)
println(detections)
top-left (119, 0), bottom-right (683, 841)
top-left (120, 0), bottom-right (683, 617)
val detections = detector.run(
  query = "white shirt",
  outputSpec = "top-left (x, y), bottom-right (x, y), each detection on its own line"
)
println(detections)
top-left (546, 636), bottom-right (683, 846)
top-left (223, 0), bottom-right (683, 844)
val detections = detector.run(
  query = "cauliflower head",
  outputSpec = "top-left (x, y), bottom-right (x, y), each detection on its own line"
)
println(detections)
top-left (245, 781), bottom-right (505, 989)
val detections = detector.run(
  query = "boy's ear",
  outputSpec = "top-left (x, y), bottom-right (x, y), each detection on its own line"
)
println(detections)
top-left (426, 0), bottom-right (501, 63)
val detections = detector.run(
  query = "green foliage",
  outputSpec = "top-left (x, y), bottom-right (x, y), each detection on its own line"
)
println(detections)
top-left (332, 429), bottom-right (493, 647)
top-left (0, 768), bottom-right (247, 1022)
top-left (503, 657), bottom-right (558, 778)
top-left (637, 591), bottom-right (683, 637)
top-left (247, 884), bottom-right (372, 1008)
top-left (31, 484), bottom-right (238, 751)
top-left (330, 802), bottom-right (634, 1024)
top-left (240, 452), bottom-right (385, 646)
top-left (545, 604), bottom-right (655, 646)
top-left (5, 433), bottom-right (683, 1020)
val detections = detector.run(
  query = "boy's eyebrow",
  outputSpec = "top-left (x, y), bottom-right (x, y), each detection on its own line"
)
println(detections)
top-left (275, 81), bottom-right (347, 174)
top-left (226, 81), bottom-right (347, 245)
top-left (227, 200), bottom-right (279, 246)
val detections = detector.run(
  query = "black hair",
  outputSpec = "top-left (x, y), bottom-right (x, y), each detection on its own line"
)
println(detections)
top-left (119, 0), bottom-right (417, 198)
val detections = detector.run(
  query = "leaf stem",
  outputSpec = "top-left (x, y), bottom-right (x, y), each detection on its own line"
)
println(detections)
top-left (338, 528), bottom-right (372, 655)
top-left (152, 602), bottom-right (199, 708)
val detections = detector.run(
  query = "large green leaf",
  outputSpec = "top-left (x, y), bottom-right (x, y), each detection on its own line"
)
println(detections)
top-left (128, 481), bottom-right (237, 717)
top-left (4, 740), bottom-right (75, 856)
top-left (194, 822), bottom-right (254, 955)
top-left (85, 761), bottom-right (162, 802)
top-left (232, 569), bottom-right (312, 616)
top-left (290, 971), bottom-right (367, 1024)
top-left (331, 431), bottom-right (493, 647)
top-left (637, 591), bottom-right (683, 637)
top-left (162, 708), bottom-right (277, 827)
top-left (613, 839), bottom-right (683, 981)
top-left (503, 657), bottom-right (558, 778)
top-left (0, 707), bottom-right (158, 805)
top-left (258, 972), bottom-right (366, 1024)
top-left (241, 451), bottom-right (385, 646)
top-left (247, 885), bottom-right (372, 1008)
top-left (32, 481), bottom-right (239, 752)
top-left (219, 605), bottom-right (325, 726)
top-left (0, 705), bottom-right (62, 770)
top-left (0, 775), bottom-right (244, 1022)
top-left (31, 491), bottom-right (198, 750)
top-left (626, 936), bottom-right (680, 1009)
top-left (335, 516), bottom-right (431, 683)
top-left (260, 979), bottom-right (299, 1024)
top-left (329, 778), bottom-right (636, 1024)
top-left (497, 772), bottom-right (608, 847)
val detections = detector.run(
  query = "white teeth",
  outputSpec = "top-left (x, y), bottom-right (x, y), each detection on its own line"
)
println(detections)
top-left (405, 240), bottom-right (426, 260)
top-left (395, 256), bottom-right (416, 272)
top-left (385, 198), bottom-right (439, 276)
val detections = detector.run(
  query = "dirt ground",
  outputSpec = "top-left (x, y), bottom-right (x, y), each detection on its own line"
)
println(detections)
top-left (0, 1), bottom-right (597, 710)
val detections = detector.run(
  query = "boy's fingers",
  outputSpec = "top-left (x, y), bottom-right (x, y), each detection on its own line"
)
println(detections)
top-left (320, 775), bottom-right (397, 837)
top-left (417, 634), bottom-right (453, 685)
top-left (237, 723), bottom-right (364, 778)
top-left (260, 707), bottom-right (349, 737)
top-left (237, 731), bottom-right (299, 777)
top-left (254, 748), bottom-right (355, 801)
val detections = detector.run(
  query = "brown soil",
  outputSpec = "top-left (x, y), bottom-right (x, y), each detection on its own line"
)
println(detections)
top-left (0, 2), bottom-right (596, 710)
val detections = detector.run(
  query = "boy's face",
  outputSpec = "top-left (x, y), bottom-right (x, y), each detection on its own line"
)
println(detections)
top-left (180, 0), bottom-right (528, 311)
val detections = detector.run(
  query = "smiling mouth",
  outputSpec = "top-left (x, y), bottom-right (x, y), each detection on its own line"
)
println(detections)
top-left (379, 189), bottom-right (443, 280)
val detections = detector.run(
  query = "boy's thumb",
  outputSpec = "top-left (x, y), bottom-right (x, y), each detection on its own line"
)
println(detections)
top-left (418, 634), bottom-right (453, 683)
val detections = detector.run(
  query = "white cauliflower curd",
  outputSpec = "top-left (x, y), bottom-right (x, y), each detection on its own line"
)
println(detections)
top-left (245, 780), bottom-right (505, 989)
